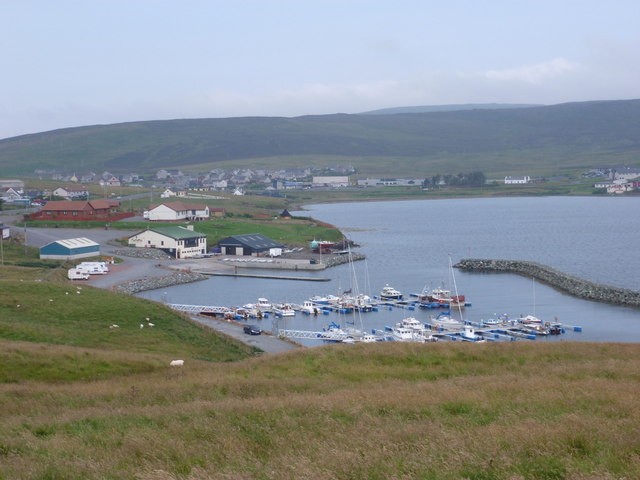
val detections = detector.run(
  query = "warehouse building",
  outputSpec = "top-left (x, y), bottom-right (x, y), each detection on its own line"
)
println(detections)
top-left (218, 233), bottom-right (285, 256)
top-left (39, 237), bottom-right (100, 260)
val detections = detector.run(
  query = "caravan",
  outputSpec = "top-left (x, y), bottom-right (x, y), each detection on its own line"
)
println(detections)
top-left (75, 261), bottom-right (109, 275)
top-left (67, 268), bottom-right (90, 280)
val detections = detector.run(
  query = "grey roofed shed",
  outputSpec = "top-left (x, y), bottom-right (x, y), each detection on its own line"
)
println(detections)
top-left (218, 233), bottom-right (285, 256)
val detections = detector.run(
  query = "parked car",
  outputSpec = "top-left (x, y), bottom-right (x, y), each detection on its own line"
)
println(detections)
top-left (243, 325), bottom-right (261, 335)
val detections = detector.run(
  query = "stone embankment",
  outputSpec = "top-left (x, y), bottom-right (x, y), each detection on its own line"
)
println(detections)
top-left (323, 252), bottom-right (365, 268)
top-left (114, 272), bottom-right (207, 295)
top-left (112, 247), bottom-right (173, 260)
top-left (454, 258), bottom-right (640, 308)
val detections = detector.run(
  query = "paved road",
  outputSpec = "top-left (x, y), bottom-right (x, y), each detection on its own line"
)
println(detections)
top-left (13, 224), bottom-right (301, 354)
top-left (191, 315), bottom-right (299, 354)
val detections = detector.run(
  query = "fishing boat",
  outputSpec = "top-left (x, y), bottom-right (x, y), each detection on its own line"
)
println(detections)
top-left (309, 239), bottom-right (335, 253)
top-left (299, 300), bottom-right (321, 315)
top-left (380, 284), bottom-right (403, 300)
top-left (458, 325), bottom-right (487, 342)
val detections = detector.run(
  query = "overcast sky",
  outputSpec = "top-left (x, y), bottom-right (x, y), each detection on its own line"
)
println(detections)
top-left (1, 0), bottom-right (639, 139)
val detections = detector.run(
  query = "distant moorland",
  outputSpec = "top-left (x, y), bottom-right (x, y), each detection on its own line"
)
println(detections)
top-left (1, 99), bottom-right (639, 176)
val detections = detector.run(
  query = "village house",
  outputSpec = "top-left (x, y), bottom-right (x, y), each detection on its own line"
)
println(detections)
top-left (29, 199), bottom-right (130, 221)
top-left (99, 176), bottom-right (121, 187)
top-left (144, 201), bottom-right (211, 221)
top-left (128, 226), bottom-right (207, 259)
top-left (159, 188), bottom-right (187, 198)
top-left (613, 167), bottom-right (640, 181)
top-left (504, 176), bottom-right (531, 184)
top-left (52, 186), bottom-right (89, 200)
top-left (1, 187), bottom-right (24, 204)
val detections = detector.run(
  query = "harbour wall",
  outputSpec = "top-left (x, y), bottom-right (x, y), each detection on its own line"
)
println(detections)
top-left (114, 272), bottom-right (208, 295)
top-left (454, 258), bottom-right (640, 308)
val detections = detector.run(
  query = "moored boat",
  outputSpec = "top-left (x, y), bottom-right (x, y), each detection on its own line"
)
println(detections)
top-left (273, 303), bottom-right (295, 317)
top-left (380, 284), bottom-right (403, 300)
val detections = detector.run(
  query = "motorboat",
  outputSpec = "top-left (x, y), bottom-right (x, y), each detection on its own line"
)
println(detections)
top-left (256, 298), bottom-right (272, 312)
top-left (300, 300), bottom-right (321, 315)
top-left (429, 311), bottom-right (464, 331)
top-left (390, 317), bottom-right (438, 342)
top-left (380, 284), bottom-right (403, 300)
top-left (273, 303), bottom-right (295, 317)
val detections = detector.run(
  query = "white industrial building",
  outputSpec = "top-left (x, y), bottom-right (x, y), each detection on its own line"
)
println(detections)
top-left (128, 226), bottom-right (207, 259)
top-left (311, 176), bottom-right (350, 188)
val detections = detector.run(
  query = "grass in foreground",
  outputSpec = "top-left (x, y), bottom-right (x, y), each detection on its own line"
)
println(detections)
top-left (1, 340), bottom-right (638, 480)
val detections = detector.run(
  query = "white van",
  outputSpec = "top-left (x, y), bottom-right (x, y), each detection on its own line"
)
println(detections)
top-left (68, 268), bottom-right (90, 280)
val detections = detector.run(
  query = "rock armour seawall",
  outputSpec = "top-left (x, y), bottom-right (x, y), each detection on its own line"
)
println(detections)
top-left (114, 272), bottom-right (208, 295)
top-left (454, 258), bottom-right (640, 308)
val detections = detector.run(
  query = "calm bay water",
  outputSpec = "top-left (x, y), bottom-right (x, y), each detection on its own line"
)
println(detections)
top-left (138, 196), bottom-right (640, 344)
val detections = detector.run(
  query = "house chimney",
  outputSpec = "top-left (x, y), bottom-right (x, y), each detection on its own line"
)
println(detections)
top-left (185, 224), bottom-right (194, 231)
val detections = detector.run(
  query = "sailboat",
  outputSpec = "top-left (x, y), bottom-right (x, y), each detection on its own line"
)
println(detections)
top-left (428, 255), bottom-right (466, 330)
top-left (517, 278), bottom-right (551, 335)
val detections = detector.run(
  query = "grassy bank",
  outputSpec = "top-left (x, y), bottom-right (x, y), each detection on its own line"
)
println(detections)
top-left (22, 215), bottom-right (344, 247)
top-left (0, 341), bottom-right (638, 479)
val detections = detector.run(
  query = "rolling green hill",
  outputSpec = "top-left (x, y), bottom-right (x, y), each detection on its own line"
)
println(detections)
top-left (1, 99), bottom-right (639, 176)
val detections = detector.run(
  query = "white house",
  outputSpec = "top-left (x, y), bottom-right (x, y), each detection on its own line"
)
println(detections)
top-left (160, 188), bottom-right (187, 198)
top-left (1, 187), bottom-right (24, 203)
top-left (312, 176), bottom-right (350, 188)
top-left (53, 186), bottom-right (89, 200)
top-left (144, 201), bottom-right (210, 221)
top-left (504, 176), bottom-right (531, 185)
top-left (613, 167), bottom-right (640, 181)
top-left (127, 226), bottom-right (207, 259)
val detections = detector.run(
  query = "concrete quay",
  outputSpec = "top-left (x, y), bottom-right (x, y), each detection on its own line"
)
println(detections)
top-left (454, 258), bottom-right (640, 308)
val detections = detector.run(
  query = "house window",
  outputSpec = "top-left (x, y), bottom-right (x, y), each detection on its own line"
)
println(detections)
top-left (161, 241), bottom-right (164, 246)
top-left (63, 211), bottom-right (68, 215)
top-left (72, 211), bottom-right (78, 216)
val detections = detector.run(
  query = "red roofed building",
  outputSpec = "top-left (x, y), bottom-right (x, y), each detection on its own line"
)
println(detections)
top-left (28, 200), bottom-right (134, 221)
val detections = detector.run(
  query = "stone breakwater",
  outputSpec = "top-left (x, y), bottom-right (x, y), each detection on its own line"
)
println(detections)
top-left (113, 247), bottom-right (173, 260)
top-left (454, 258), bottom-right (640, 308)
top-left (323, 252), bottom-right (365, 268)
top-left (114, 272), bottom-right (208, 295)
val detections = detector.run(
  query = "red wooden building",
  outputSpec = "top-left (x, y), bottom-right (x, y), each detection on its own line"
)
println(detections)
top-left (28, 200), bottom-right (134, 221)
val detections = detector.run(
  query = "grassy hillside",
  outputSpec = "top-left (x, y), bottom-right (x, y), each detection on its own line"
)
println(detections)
top-left (0, 281), bottom-right (257, 375)
top-left (1, 99), bottom-right (639, 176)
top-left (0, 340), bottom-right (637, 479)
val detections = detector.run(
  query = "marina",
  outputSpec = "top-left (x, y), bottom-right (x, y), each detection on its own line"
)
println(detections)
top-left (167, 294), bottom-right (583, 345)
top-left (139, 196), bottom-right (640, 346)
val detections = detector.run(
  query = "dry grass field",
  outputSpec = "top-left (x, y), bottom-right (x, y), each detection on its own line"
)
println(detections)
top-left (1, 339), bottom-right (638, 480)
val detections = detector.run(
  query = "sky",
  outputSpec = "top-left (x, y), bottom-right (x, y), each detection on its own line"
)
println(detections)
top-left (1, 0), bottom-right (639, 140)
